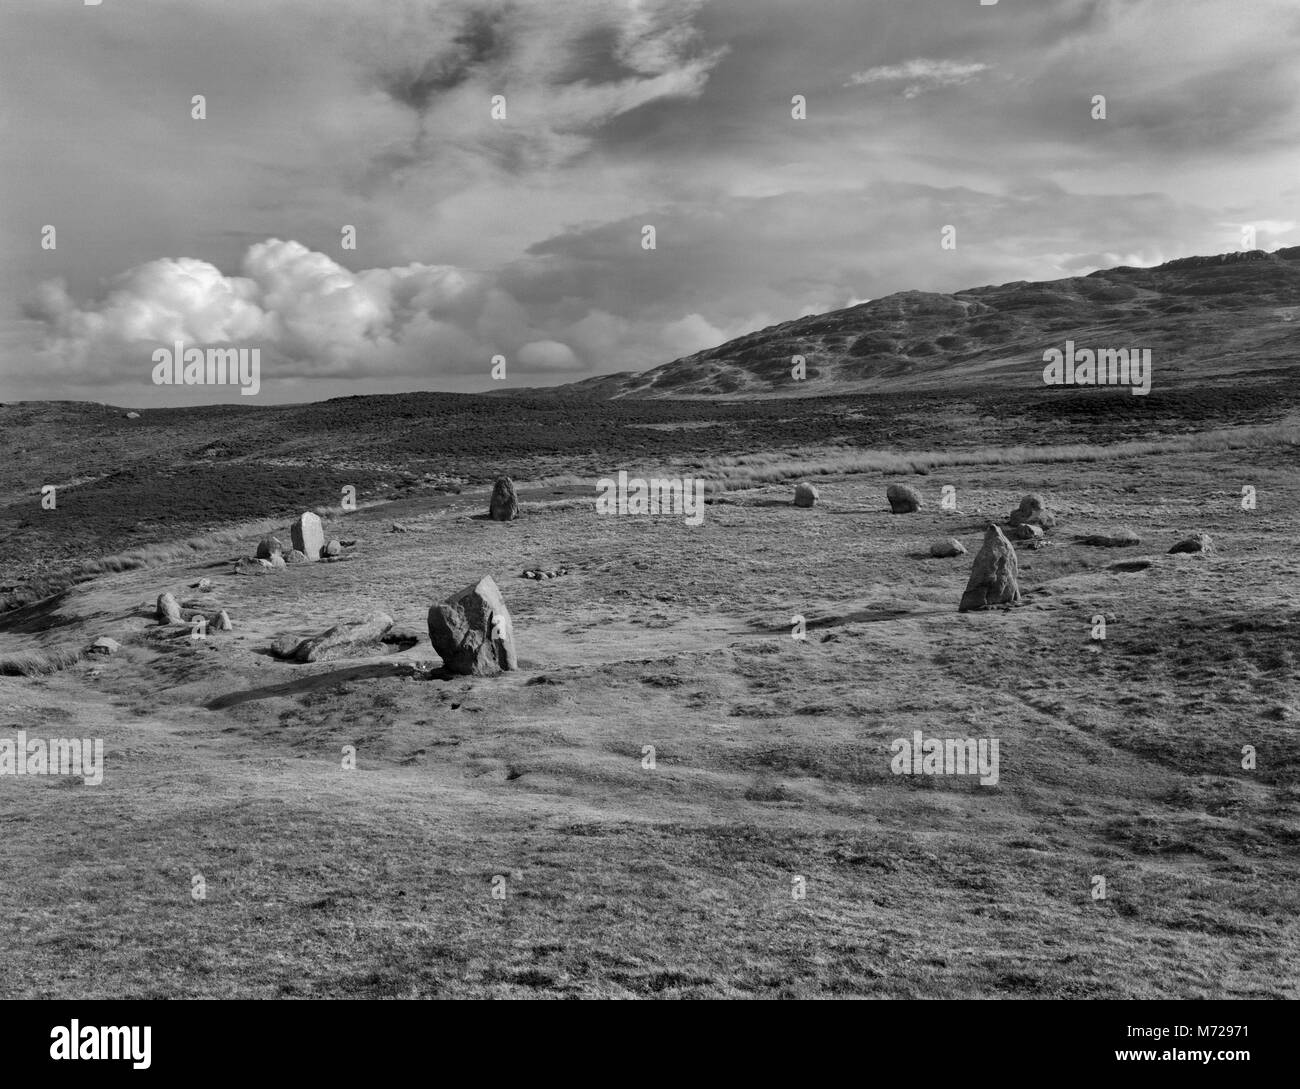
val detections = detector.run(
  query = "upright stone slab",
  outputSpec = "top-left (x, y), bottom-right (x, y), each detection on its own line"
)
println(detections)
top-left (156, 592), bottom-right (182, 624)
top-left (427, 575), bottom-right (517, 675)
top-left (489, 477), bottom-right (519, 521)
top-left (959, 525), bottom-right (1021, 612)
top-left (291, 512), bottom-right (325, 560)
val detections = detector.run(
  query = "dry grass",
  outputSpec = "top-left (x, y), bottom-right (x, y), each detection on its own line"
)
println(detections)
top-left (0, 643), bottom-right (85, 676)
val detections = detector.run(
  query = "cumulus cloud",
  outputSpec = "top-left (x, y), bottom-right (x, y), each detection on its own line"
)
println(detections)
top-left (24, 239), bottom-right (584, 383)
top-left (845, 58), bottom-right (990, 98)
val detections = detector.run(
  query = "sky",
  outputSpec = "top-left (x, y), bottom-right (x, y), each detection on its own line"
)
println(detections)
top-left (1, 0), bottom-right (1298, 405)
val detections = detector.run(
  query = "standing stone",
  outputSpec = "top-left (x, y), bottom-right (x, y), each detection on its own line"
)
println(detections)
top-left (887, 484), bottom-right (923, 513)
top-left (256, 535), bottom-right (283, 559)
top-left (214, 610), bottom-right (233, 631)
top-left (793, 482), bottom-right (819, 508)
top-left (428, 575), bottom-right (517, 675)
top-left (291, 512), bottom-right (325, 560)
top-left (269, 551), bottom-right (287, 568)
top-left (959, 525), bottom-right (1021, 612)
top-left (156, 592), bottom-right (182, 624)
top-left (489, 477), bottom-right (519, 521)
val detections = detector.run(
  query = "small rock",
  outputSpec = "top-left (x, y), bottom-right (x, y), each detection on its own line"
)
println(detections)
top-left (1008, 493), bottom-right (1057, 529)
top-left (194, 578), bottom-right (213, 591)
top-left (929, 538), bottom-right (967, 558)
top-left (234, 557), bottom-right (277, 576)
top-left (88, 637), bottom-right (121, 656)
top-left (1005, 523), bottom-right (1044, 541)
top-left (125, 411), bottom-right (141, 419)
top-left (391, 523), bottom-right (408, 533)
top-left (284, 549), bottom-right (308, 564)
top-left (156, 592), bottom-right (182, 624)
top-left (793, 482), bottom-right (819, 508)
top-left (887, 484), bottom-right (923, 513)
top-left (1169, 533), bottom-right (1213, 554)
top-left (323, 539), bottom-right (342, 558)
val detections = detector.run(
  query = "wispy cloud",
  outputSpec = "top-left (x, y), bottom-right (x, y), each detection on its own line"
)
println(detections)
top-left (845, 58), bottom-right (991, 98)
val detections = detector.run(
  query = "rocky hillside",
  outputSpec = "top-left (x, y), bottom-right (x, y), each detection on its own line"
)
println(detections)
top-left (582, 248), bottom-right (1300, 398)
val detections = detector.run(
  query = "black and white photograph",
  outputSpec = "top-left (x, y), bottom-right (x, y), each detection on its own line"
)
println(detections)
top-left (0, 0), bottom-right (1295, 1054)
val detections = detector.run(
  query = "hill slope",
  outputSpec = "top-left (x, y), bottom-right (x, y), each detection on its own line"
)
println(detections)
top-left (586, 249), bottom-right (1300, 398)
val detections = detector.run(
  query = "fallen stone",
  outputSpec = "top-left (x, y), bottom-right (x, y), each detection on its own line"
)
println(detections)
top-left (929, 538), bottom-right (967, 558)
top-left (125, 411), bottom-right (141, 419)
top-left (255, 535), bottom-right (283, 559)
top-left (284, 549), bottom-right (308, 564)
top-left (272, 611), bottom-right (396, 663)
top-left (323, 539), bottom-right (342, 558)
top-left (1169, 533), bottom-right (1213, 554)
top-left (959, 525), bottom-right (1021, 612)
top-left (390, 523), bottom-right (408, 533)
top-left (88, 637), bottom-right (121, 655)
top-left (793, 482), bottom-right (819, 508)
top-left (270, 634), bottom-right (306, 660)
top-left (428, 575), bottom-right (517, 675)
top-left (489, 477), bottom-right (519, 521)
top-left (234, 557), bottom-right (277, 576)
top-left (291, 512), bottom-right (325, 560)
top-left (887, 484), bottom-right (923, 513)
top-left (1005, 523), bottom-right (1044, 541)
top-left (156, 592), bottom-right (182, 624)
top-left (1077, 529), bottom-right (1141, 547)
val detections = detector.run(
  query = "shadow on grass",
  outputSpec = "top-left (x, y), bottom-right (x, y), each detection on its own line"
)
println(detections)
top-left (206, 660), bottom-right (455, 709)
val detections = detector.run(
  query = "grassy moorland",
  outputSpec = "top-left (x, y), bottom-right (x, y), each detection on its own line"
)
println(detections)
top-left (2, 377), bottom-right (1296, 607)
top-left (0, 376), bottom-right (1297, 997)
